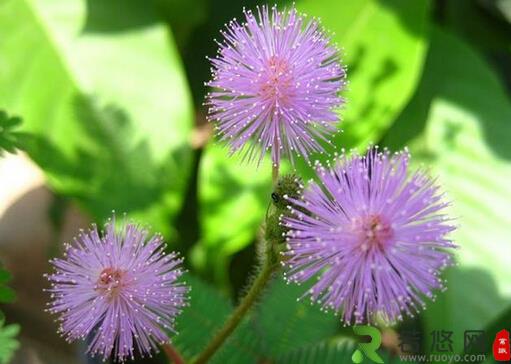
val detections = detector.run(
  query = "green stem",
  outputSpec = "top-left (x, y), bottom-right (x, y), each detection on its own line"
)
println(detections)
top-left (272, 164), bottom-right (279, 185)
top-left (191, 165), bottom-right (281, 364)
top-left (192, 258), bottom-right (274, 364)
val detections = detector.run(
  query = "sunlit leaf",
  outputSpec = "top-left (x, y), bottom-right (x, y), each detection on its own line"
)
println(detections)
top-left (384, 27), bottom-right (511, 355)
top-left (196, 143), bottom-right (273, 283)
top-left (0, 0), bottom-right (194, 237)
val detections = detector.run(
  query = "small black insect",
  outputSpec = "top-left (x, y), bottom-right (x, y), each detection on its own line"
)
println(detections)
top-left (271, 192), bottom-right (280, 204)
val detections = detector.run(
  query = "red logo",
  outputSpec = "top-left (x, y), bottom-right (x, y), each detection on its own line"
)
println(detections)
top-left (493, 329), bottom-right (511, 361)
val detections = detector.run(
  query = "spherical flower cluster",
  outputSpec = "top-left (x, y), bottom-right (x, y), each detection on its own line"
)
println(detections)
top-left (207, 5), bottom-right (346, 167)
top-left (46, 216), bottom-right (188, 362)
top-left (282, 147), bottom-right (457, 324)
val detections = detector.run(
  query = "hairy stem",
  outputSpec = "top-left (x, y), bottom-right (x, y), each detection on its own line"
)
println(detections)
top-left (191, 258), bottom-right (274, 364)
top-left (191, 165), bottom-right (281, 364)
top-left (162, 342), bottom-right (185, 364)
top-left (272, 164), bottom-right (279, 185)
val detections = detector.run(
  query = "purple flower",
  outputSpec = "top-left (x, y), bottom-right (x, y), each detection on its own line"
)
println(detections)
top-left (282, 147), bottom-right (457, 324)
top-left (207, 5), bottom-right (346, 167)
top-left (45, 216), bottom-right (188, 361)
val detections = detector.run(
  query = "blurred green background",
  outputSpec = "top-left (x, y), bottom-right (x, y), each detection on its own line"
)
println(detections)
top-left (0, 0), bottom-right (510, 363)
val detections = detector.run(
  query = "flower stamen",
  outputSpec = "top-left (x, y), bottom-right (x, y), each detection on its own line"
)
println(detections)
top-left (96, 267), bottom-right (127, 299)
top-left (353, 214), bottom-right (393, 251)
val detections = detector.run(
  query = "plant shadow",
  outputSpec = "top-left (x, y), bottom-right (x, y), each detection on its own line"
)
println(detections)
top-left (82, 0), bottom-right (161, 33)
top-left (20, 93), bottom-right (191, 235)
top-left (383, 28), bottom-right (511, 161)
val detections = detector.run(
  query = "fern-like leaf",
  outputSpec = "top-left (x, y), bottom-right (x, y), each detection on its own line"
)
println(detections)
top-left (0, 321), bottom-right (19, 364)
top-left (251, 277), bottom-right (339, 357)
top-left (0, 263), bottom-right (19, 363)
top-left (173, 275), bottom-right (261, 363)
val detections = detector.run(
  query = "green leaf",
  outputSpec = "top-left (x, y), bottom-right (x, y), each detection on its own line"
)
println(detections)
top-left (0, 261), bottom-right (18, 364)
top-left (383, 27), bottom-right (511, 355)
top-left (174, 275), bottom-right (232, 359)
top-left (173, 275), bottom-right (260, 363)
top-left (0, 287), bottom-right (15, 305)
top-left (276, 339), bottom-right (414, 364)
top-left (441, 0), bottom-right (511, 54)
top-left (0, 111), bottom-right (24, 156)
top-left (0, 322), bottom-right (19, 364)
top-left (293, 0), bottom-right (431, 148)
top-left (0, 0), bottom-right (193, 237)
top-left (176, 276), bottom-right (410, 363)
top-left (207, 319), bottom-right (261, 364)
top-left (479, 0), bottom-right (511, 25)
top-left (196, 143), bottom-right (273, 283)
top-left (0, 265), bottom-right (15, 304)
top-left (276, 340), bottom-right (355, 364)
top-left (155, 0), bottom-right (207, 48)
top-left (0, 270), bottom-right (11, 285)
top-left (252, 277), bottom-right (339, 357)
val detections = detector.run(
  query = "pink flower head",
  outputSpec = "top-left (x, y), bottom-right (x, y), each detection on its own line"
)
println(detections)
top-left (207, 5), bottom-right (346, 167)
top-left (46, 216), bottom-right (188, 361)
top-left (282, 147), bottom-right (457, 324)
